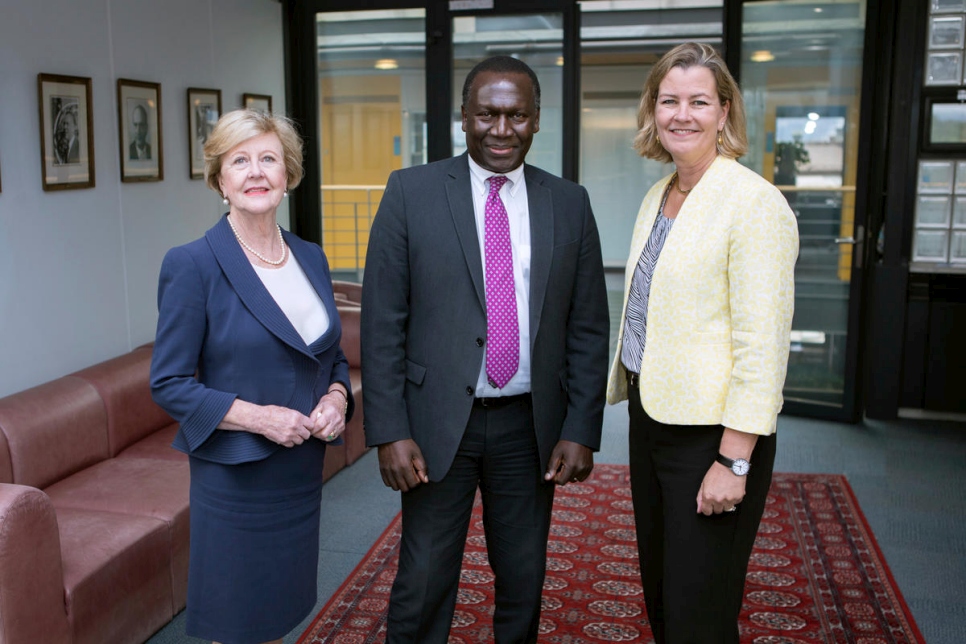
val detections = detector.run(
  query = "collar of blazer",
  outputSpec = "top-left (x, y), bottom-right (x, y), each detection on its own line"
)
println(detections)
top-left (206, 215), bottom-right (337, 358)
top-left (623, 155), bottom-right (740, 281)
top-left (444, 153), bottom-right (554, 347)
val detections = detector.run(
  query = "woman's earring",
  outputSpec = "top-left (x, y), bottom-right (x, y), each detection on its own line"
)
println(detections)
top-left (283, 191), bottom-right (288, 198)
top-left (222, 196), bottom-right (229, 205)
top-left (718, 131), bottom-right (723, 146)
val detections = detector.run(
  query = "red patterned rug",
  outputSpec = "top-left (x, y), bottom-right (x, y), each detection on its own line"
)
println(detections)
top-left (298, 465), bottom-right (924, 643)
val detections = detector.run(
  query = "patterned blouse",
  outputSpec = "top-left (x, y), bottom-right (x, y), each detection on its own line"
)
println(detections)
top-left (620, 179), bottom-right (676, 375)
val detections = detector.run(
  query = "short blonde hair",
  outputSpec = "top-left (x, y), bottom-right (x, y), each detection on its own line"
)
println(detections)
top-left (633, 42), bottom-right (747, 163)
top-left (204, 109), bottom-right (305, 195)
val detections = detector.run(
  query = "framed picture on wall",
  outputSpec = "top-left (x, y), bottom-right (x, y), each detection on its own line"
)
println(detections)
top-left (243, 93), bottom-right (272, 114)
top-left (37, 73), bottom-right (95, 191)
top-left (117, 79), bottom-right (163, 182)
top-left (187, 87), bottom-right (222, 180)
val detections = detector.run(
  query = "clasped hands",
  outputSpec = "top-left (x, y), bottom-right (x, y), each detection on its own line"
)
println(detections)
top-left (257, 390), bottom-right (346, 448)
top-left (377, 438), bottom-right (593, 492)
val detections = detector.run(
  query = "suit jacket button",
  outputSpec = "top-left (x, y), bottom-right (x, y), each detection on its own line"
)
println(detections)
top-left (476, 337), bottom-right (484, 347)
top-left (466, 386), bottom-right (474, 395)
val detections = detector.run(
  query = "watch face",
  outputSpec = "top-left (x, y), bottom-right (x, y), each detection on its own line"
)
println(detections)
top-left (732, 458), bottom-right (751, 476)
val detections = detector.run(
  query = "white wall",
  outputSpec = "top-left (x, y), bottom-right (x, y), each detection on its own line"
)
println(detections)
top-left (0, 0), bottom-right (288, 397)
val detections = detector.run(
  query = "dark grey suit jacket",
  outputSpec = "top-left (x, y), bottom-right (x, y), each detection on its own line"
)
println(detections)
top-left (361, 153), bottom-right (609, 482)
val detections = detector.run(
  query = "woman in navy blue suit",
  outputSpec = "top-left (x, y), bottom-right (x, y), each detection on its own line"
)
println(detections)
top-left (150, 109), bottom-right (354, 644)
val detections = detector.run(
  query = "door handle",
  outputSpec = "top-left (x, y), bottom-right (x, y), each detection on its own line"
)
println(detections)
top-left (834, 236), bottom-right (856, 244)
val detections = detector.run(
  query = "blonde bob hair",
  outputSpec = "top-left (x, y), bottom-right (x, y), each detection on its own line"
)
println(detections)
top-left (633, 42), bottom-right (748, 163)
top-left (204, 109), bottom-right (305, 195)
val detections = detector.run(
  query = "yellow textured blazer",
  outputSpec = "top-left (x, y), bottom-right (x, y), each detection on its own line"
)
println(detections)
top-left (606, 156), bottom-right (799, 436)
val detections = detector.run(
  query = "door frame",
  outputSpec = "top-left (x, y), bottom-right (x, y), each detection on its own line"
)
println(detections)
top-left (284, 0), bottom-right (580, 245)
top-left (284, 0), bottom-right (885, 422)
top-left (725, 0), bottom-right (882, 422)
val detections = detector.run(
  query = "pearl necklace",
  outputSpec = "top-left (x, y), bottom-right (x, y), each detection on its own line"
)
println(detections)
top-left (227, 215), bottom-right (287, 266)
top-left (673, 173), bottom-right (692, 195)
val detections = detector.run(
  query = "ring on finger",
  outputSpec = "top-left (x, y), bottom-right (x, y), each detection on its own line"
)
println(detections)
top-left (725, 506), bottom-right (737, 512)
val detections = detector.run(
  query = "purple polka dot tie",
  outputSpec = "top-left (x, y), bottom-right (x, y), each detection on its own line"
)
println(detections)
top-left (484, 175), bottom-right (519, 389)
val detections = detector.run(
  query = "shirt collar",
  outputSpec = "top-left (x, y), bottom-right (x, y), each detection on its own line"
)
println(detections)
top-left (467, 155), bottom-right (525, 198)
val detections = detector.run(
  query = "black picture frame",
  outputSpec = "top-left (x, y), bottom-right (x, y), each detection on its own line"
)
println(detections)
top-left (187, 87), bottom-right (222, 180)
top-left (117, 78), bottom-right (163, 182)
top-left (243, 93), bottom-right (272, 114)
top-left (37, 73), bottom-right (95, 191)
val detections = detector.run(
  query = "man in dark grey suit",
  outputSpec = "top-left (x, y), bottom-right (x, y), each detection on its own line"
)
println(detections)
top-left (361, 56), bottom-right (609, 643)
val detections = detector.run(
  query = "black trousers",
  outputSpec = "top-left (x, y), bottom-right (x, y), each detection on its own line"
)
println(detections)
top-left (627, 385), bottom-right (776, 644)
top-left (386, 395), bottom-right (555, 644)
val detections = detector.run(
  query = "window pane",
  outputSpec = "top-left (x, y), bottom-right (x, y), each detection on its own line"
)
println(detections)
top-left (739, 0), bottom-right (867, 408)
top-left (578, 0), bottom-right (723, 267)
top-left (316, 9), bottom-right (426, 278)
top-left (452, 14), bottom-right (564, 176)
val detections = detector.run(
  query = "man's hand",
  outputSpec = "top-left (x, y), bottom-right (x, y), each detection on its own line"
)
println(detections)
top-left (544, 440), bottom-right (594, 485)
top-left (377, 439), bottom-right (429, 492)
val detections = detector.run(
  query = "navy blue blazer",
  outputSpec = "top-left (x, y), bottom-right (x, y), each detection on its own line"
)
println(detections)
top-left (150, 215), bottom-right (353, 464)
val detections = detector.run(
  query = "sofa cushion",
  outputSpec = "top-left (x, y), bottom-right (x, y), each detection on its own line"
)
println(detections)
top-left (57, 507), bottom-right (173, 644)
top-left (332, 280), bottom-right (362, 306)
top-left (45, 457), bottom-right (191, 612)
top-left (71, 347), bottom-right (176, 457)
top-left (0, 376), bottom-right (109, 488)
top-left (116, 423), bottom-right (185, 462)
top-left (336, 304), bottom-right (361, 367)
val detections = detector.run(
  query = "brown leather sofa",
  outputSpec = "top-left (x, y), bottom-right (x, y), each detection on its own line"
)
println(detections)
top-left (0, 345), bottom-right (187, 644)
top-left (325, 280), bottom-right (368, 480)
top-left (0, 286), bottom-right (365, 644)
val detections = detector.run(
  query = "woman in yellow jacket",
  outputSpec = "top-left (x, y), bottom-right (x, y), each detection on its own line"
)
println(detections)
top-left (607, 42), bottom-right (799, 643)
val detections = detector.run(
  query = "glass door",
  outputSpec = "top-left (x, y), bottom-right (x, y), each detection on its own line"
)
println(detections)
top-left (737, 0), bottom-right (869, 419)
top-left (577, 0), bottom-right (724, 268)
top-left (315, 9), bottom-right (427, 280)
top-left (576, 0), bottom-right (724, 360)
top-left (451, 12), bottom-right (566, 176)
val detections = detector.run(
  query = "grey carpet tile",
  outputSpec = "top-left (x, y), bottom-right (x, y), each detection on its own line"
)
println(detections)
top-left (900, 597), bottom-right (966, 644)
top-left (867, 513), bottom-right (966, 555)
top-left (882, 547), bottom-right (966, 596)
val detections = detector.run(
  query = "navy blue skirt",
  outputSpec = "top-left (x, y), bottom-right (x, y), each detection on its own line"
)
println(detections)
top-left (185, 439), bottom-right (327, 644)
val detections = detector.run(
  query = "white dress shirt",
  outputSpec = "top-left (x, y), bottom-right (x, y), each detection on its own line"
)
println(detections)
top-left (468, 155), bottom-right (532, 397)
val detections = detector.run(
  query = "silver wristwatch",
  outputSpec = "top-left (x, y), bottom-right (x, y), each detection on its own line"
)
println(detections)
top-left (716, 453), bottom-right (750, 476)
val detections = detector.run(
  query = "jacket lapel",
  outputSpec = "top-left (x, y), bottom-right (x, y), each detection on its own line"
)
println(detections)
top-left (525, 166), bottom-right (553, 346)
top-left (206, 216), bottom-right (315, 358)
top-left (445, 154), bottom-right (486, 309)
top-left (444, 156), bottom-right (554, 343)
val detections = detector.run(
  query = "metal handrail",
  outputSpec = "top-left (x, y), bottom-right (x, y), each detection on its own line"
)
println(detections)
top-left (320, 185), bottom-right (387, 272)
